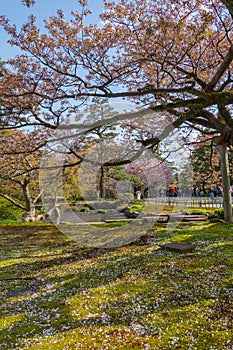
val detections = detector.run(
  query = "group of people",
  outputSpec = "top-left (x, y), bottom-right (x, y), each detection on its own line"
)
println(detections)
top-left (135, 184), bottom-right (233, 199)
top-left (167, 186), bottom-right (179, 197)
top-left (193, 185), bottom-right (222, 198)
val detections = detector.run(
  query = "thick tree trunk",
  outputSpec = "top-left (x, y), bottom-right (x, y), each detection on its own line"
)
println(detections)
top-left (219, 144), bottom-right (232, 223)
top-left (21, 179), bottom-right (36, 222)
top-left (0, 179), bottom-right (44, 222)
top-left (99, 166), bottom-right (106, 199)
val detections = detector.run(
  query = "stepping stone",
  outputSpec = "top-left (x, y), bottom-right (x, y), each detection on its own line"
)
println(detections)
top-left (1, 277), bottom-right (43, 298)
top-left (6, 288), bottom-right (35, 298)
top-left (166, 214), bottom-right (208, 222)
top-left (142, 215), bottom-right (170, 223)
top-left (104, 218), bottom-right (134, 223)
top-left (182, 215), bottom-right (207, 222)
top-left (158, 242), bottom-right (196, 253)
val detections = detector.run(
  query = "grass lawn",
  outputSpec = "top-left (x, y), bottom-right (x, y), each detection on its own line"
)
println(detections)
top-left (0, 221), bottom-right (232, 349)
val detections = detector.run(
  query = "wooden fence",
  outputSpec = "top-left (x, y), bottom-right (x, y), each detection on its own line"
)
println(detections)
top-left (145, 197), bottom-right (223, 208)
top-left (38, 196), bottom-right (224, 210)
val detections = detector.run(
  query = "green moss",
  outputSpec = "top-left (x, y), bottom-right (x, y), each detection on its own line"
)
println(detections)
top-left (0, 314), bottom-right (26, 330)
top-left (0, 197), bottom-right (24, 222)
top-left (0, 222), bottom-right (232, 349)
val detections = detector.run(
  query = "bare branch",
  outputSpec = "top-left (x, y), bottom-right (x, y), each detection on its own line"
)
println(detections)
top-left (0, 193), bottom-right (25, 210)
top-left (205, 44), bottom-right (233, 92)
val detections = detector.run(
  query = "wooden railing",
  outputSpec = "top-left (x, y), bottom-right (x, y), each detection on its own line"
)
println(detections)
top-left (145, 197), bottom-right (223, 208)
top-left (39, 196), bottom-right (224, 210)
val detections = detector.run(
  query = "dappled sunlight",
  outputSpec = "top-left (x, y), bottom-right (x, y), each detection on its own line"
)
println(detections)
top-left (0, 313), bottom-right (26, 331)
top-left (0, 222), bottom-right (232, 349)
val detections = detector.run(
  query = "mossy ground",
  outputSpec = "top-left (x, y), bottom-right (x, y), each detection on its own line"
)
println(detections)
top-left (0, 221), bottom-right (232, 349)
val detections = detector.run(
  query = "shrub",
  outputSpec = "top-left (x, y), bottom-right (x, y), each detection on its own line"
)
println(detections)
top-left (214, 208), bottom-right (225, 219)
top-left (79, 206), bottom-right (90, 212)
top-left (0, 198), bottom-right (23, 221)
top-left (128, 203), bottom-right (145, 213)
top-left (97, 209), bottom-right (107, 213)
top-left (186, 208), bottom-right (216, 216)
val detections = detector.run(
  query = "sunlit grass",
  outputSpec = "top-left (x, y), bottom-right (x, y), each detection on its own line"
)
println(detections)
top-left (0, 222), bottom-right (232, 349)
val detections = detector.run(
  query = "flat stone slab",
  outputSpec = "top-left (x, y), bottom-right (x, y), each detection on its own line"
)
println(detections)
top-left (60, 221), bottom-right (106, 225)
top-left (6, 288), bottom-right (35, 298)
top-left (142, 215), bottom-right (170, 223)
top-left (168, 215), bottom-right (207, 222)
top-left (181, 215), bottom-right (207, 222)
top-left (104, 218), bottom-right (134, 223)
top-left (142, 214), bottom-right (207, 223)
top-left (158, 242), bottom-right (196, 253)
top-left (0, 277), bottom-right (43, 298)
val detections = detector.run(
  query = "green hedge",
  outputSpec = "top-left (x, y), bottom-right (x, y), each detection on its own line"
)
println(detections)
top-left (0, 198), bottom-right (23, 222)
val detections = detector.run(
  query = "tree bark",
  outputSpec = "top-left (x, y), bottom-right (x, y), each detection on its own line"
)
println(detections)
top-left (219, 144), bottom-right (232, 223)
top-left (221, 0), bottom-right (233, 19)
top-left (21, 178), bottom-right (36, 221)
top-left (99, 166), bottom-right (106, 199)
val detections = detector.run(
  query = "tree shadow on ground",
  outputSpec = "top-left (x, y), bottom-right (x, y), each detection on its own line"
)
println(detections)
top-left (0, 223), bottom-right (233, 349)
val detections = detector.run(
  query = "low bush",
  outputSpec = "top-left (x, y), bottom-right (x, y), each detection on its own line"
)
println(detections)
top-left (97, 209), bottom-right (107, 213)
top-left (214, 208), bottom-right (225, 218)
top-left (129, 203), bottom-right (145, 213)
top-left (0, 198), bottom-right (23, 222)
top-left (79, 206), bottom-right (90, 212)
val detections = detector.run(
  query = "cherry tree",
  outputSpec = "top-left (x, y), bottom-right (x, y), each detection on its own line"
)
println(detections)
top-left (1, 0), bottom-right (233, 219)
top-left (0, 130), bottom-right (46, 221)
top-left (0, 0), bottom-right (232, 136)
top-left (21, 0), bottom-right (35, 7)
top-left (124, 155), bottom-right (174, 198)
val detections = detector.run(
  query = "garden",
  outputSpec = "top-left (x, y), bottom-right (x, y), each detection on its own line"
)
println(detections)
top-left (0, 217), bottom-right (233, 349)
top-left (1, 0), bottom-right (233, 349)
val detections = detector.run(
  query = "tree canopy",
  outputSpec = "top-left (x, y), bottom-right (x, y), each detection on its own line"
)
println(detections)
top-left (1, 0), bottom-right (233, 221)
top-left (0, 0), bottom-right (233, 148)
top-left (21, 0), bottom-right (35, 7)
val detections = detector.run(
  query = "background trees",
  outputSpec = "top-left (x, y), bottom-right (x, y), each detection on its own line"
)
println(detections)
top-left (191, 137), bottom-right (222, 194)
top-left (0, 130), bottom-right (45, 221)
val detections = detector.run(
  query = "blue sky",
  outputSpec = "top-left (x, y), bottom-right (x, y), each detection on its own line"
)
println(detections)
top-left (0, 0), bottom-right (103, 59)
top-left (0, 0), bottom-right (134, 110)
